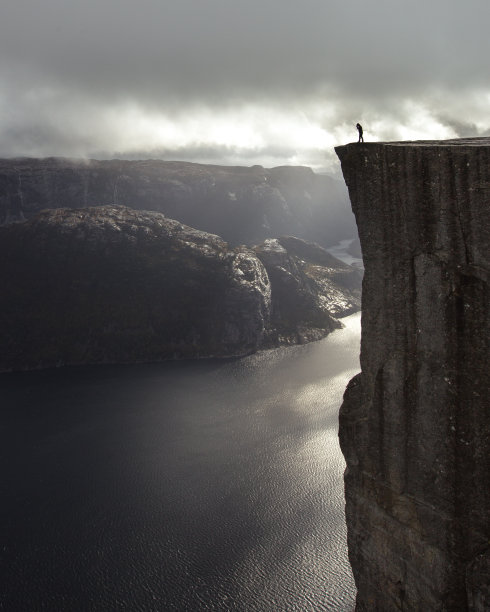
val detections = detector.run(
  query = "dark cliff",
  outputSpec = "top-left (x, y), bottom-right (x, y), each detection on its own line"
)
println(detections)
top-left (0, 157), bottom-right (354, 247)
top-left (0, 206), bottom-right (359, 372)
top-left (0, 206), bottom-right (271, 370)
top-left (336, 138), bottom-right (489, 611)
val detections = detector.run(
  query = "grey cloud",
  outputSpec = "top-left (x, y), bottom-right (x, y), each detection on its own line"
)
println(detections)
top-left (0, 0), bottom-right (489, 163)
top-left (102, 144), bottom-right (297, 163)
top-left (2, 0), bottom-right (489, 102)
top-left (435, 116), bottom-right (481, 138)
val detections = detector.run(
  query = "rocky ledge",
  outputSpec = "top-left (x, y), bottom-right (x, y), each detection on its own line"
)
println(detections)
top-left (0, 206), bottom-right (360, 371)
top-left (336, 138), bottom-right (489, 610)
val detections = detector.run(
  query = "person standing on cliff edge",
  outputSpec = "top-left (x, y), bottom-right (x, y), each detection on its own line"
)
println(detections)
top-left (356, 123), bottom-right (364, 143)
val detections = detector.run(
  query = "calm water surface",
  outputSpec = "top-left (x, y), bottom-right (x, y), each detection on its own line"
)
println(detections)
top-left (1, 313), bottom-right (360, 611)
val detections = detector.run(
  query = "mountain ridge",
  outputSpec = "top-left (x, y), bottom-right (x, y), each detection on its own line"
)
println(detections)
top-left (0, 157), bottom-right (355, 247)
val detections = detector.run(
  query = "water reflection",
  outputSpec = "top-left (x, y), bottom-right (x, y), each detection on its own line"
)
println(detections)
top-left (0, 314), bottom-right (360, 611)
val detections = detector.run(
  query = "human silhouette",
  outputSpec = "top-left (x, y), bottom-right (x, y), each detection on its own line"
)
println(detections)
top-left (356, 123), bottom-right (364, 143)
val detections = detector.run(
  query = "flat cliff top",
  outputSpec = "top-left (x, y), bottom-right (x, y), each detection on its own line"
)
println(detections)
top-left (336, 135), bottom-right (489, 271)
top-left (336, 136), bottom-right (490, 152)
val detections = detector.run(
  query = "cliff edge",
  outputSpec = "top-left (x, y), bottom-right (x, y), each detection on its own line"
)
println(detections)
top-left (336, 138), bottom-right (489, 610)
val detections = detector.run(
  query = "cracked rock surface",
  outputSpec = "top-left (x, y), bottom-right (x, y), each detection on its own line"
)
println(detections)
top-left (336, 138), bottom-right (490, 611)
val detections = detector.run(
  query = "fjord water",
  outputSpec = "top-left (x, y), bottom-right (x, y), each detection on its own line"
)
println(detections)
top-left (1, 313), bottom-right (360, 611)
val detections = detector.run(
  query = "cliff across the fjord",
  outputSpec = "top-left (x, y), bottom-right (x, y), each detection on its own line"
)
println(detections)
top-left (0, 205), bottom-right (359, 372)
top-left (0, 157), bottom-right (354, 247)
top-left (336, 138), bottom-right (489, 611)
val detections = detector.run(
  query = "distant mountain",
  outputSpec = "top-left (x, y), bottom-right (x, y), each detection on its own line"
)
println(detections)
top-left (0, 157), bottom-right (356, 247)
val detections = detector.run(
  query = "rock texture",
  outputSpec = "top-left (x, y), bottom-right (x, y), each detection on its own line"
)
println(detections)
top-left (0, 157), bottom-right (354, 247)
top-left (336, 138), bottom-right (490, 610)
top-left (0, 205), bottom-right (360, 372)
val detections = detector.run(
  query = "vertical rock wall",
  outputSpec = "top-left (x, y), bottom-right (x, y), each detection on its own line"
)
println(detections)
top-left (335, 139), bottom-right (489, 611)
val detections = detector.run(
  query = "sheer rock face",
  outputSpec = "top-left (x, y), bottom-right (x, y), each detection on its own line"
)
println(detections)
top-left (336, 139), bottom-right (489, 611)
top-left (0, 158), bottom-right (354, 247)
top-left (0, 206), bottom-right (271, 370)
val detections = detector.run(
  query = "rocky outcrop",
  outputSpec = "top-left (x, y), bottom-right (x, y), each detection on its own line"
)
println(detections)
top-left (0, 158), bottom-right (354, 247)
top-left (277, 235), bottom-right (363, 300)
top-left (253, 236), bottom-right (361, 345)
top-left (0, 206), bottom-right (360, 372)
top-left (0, 206), bottom-right (271, 370)
top-left (253, 238), bottom-right (340, 345)
top-left (336, 138), bottom-right (490, 610)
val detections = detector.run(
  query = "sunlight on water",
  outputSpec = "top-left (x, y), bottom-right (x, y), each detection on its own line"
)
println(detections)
top-left (0, 313), bottom-right (360, 611)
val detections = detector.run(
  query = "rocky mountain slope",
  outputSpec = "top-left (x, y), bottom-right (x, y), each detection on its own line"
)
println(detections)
top-left (336, 138), bottom-right (489, 611)
top-left (0, 157), bottom-right (354, 247)
top-left (0, 205), bottom-right (360, 372)
top-left (255, 236), bottom-right (361, 345)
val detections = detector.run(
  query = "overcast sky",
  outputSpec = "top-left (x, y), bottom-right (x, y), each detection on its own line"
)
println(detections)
top-left (1, 0), bottom-right (488, 174)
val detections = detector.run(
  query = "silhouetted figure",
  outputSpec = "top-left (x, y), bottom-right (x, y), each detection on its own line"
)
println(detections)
top-left (356, 123), bottom-right (364, 143)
